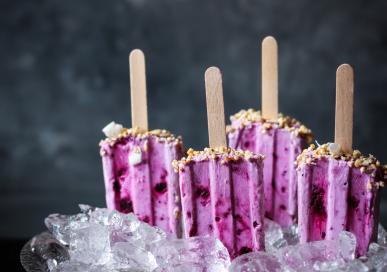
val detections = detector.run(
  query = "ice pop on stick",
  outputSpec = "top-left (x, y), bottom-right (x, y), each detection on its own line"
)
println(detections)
top-left (174, 67), bottom-right (265, 257)
top-left (228, 37), bottom-right (313, 227)
top-left (100, 49), bottom-right (184, 237)
top-left (296, 64), bottom-right (386, 256)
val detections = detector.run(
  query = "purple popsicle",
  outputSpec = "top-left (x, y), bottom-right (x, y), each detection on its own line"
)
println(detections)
top-left (101, 126), bottom-right (184, 237)
top-left (175, 67), bottom-right (265, 258)
top-left (296, 143), bottom-right (385, 256)
top-left (174, 147), bottom-right (265, 258)
top-left (227, 36), bottom-right (313, 226)
top-left (228, 110), bottom-right (312, 227)
top-left (100, 49), bottom-right (184, 237)
top-left (296, 64), bottom-right (386, 256)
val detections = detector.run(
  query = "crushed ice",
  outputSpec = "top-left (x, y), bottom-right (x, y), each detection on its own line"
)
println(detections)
top-left (32, 205), bottom-right (387, 271)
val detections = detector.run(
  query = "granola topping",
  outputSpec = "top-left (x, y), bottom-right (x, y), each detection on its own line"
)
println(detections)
top-left (99, 125), bottom-right (183, 153)
top-left (296, 143), bottom-right (387, 188)
top-left (227, 109), bottom-right (313, 142)
top-left (172, 147), bottom-right (264, 172)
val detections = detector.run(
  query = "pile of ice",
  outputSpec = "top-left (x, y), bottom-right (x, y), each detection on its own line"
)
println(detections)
top-left (232, 220), bottom-right (387, 272)
top-left (34, 205), bottom-right (230, 272)
top-left (31, 205), bottom-right (387, 272)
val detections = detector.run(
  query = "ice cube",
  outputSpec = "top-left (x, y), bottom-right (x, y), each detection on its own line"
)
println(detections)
top-left (264, 219), bottom-right (288, 252)
top-left (109, 241), bottom-right (157, 271)
top-left (69, 223), bottom-right (111, 265)
top-left (229, 252), bottom-right (283, 272)
top-left (338, 231), bottom-right (356, 260)
top-left (365, 243), bottom-right (387, 271)
top-left (313, 259), bottom-right (369, 272)
top-left (50, 261), bottom-right (111, 272)
top-left (44, 213), bottom-right (88, 245)
top-left (283, 224), bottom-right (300, 246)
top-left (278, 231), bottom-right (356, 270)
top-left (151, 235), bottom-right (230, 271)
top-left (30, 232), bottom-right (69, 265)
top-left (377, 224), bottom-right (387, 247)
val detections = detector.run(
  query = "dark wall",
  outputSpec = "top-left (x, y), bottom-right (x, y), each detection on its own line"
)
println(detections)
top-left (1, 0), bottom-right (387, 238)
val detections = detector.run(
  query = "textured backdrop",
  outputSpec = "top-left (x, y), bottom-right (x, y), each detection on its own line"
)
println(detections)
top-left (1, 0), bottom-right (387, 238)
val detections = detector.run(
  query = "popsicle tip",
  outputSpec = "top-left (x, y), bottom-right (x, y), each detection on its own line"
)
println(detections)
top-left (205, 66), bottom-right (221, 77)
top-left (337, 63), bottom-right (353, 75)
top-left (262, 36), bottom-right (277, 47)
top-left (129, 49), bottom-right (145, 61)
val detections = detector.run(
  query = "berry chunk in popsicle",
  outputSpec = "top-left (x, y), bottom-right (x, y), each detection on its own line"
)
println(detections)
top-left (296, 64), bottom-right (386, 256)
top-left (100, 49), bottom-right (184, 237)
top-left (174, 67), bottom-right (265, 258)
top-left (228, 37), bottom-right (313, 227)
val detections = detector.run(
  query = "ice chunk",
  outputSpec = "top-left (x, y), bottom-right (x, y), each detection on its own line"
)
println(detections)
top-left (338, 231), bottom-right (356, 260)
top-left (229, 252), bottom-right (283, 272)
top-left (102, 121), bottom-right (123, 138)
top-left (365, 243), bottom-right (387, 271)
top-left (69, 223), bottom-right (111, 265)
top-left (264, 219), bottom-right (299, 252)
top-left (109, 241), bottom-right (157, 271)
top-left (264, 219), bottom-right (288, 252)
top-left (43, 206), bottom-right (385, 272)
top-left (30, 232), bottom-right (69, 264)
top-left (50, 261), bottom-right (109, 272)
top-left (278, 231), bottom-right (356, 270)
top-left (283, 223), bottom-right (300, 246)
top-left (313, 259), bottom-right (369, 272)
top-left (151, 235), bottom-right (230, 271)
top-left (377, 224), bottom-right (387, 247)
top-left (44, 206), bottom-right (169, 271)
top-left (44, 213), bottom-right (88, 245)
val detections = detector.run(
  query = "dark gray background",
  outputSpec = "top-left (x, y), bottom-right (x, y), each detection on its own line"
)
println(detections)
top-left (1, 0), bottom-right (387, 238)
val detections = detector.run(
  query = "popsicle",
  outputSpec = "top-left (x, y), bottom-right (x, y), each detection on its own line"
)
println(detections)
top-left (296, 64), bottom-right (386, 256)
top-left (227, 37), bottom-right (313, 227)
top-left (173, 67), bottom-right (265, 258)
top-left (100, 49), bottom-right (184, 237)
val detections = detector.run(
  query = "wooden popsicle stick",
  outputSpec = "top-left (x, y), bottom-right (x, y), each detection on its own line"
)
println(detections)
top-left (204, 67), bottom-right (227, 148)
top-left (129, 49), bottom-right (148, 130)
top-left (261, 36), bottom-right (278, 120)
top-left (335, 64), bottom-right (354, 153)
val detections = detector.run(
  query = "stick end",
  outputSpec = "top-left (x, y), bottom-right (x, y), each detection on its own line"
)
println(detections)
top-left (337, 63), bottom-right (354, 77)
top-left (262, 36), bottom-right (278, 49)
top-left (205, 66), bottom-right (221, 80)
top-left (129, 49), bottom-right (145, 62)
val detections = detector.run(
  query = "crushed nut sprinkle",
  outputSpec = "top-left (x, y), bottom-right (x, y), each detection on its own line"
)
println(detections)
top-left (100, 126), bottom-right (183, 149)
top-left (296, 143), bottom-right (387, 187)
top-left (227, 109), bottom-right (313, 141)
top-left (172, 147), bottom-right (264, 172)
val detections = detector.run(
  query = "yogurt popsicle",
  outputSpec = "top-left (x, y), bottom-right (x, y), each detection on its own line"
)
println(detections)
top-left (296, 64), bottom-right (385, 256)
top-left (228, 37), bottom-right (313, 227)
top-left (100, 49), bottom-right (184, 237)
top-left (174, 67), bottom-right (265, 257)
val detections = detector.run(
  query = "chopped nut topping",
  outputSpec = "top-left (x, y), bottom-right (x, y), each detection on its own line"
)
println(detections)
top-left (227, 109), bottom-right (313, 142)
top-left (99, 126), bottom-right (183, 152)
top-left (172, 147), bottom-right (264, 172)
top-left (296, 143), bottom-right (387, 187)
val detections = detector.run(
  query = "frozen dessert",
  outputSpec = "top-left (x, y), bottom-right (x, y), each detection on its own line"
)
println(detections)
top-left (228, 110), bottom-right (312, 227)
top-left (296, 143), bottom-right (385, 256)
top-left (174, 67), bottom-right (265, 257)
top-left (100, 124), bottom-right (184, 237)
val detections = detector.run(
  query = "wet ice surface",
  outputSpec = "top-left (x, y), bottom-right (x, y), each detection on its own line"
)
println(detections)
top-left (232, 219), bottom-right (387, 272)
top-left (33, 206), bottom-right (387, 271)
top-left (41, 205), bottom-right (229, 272)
